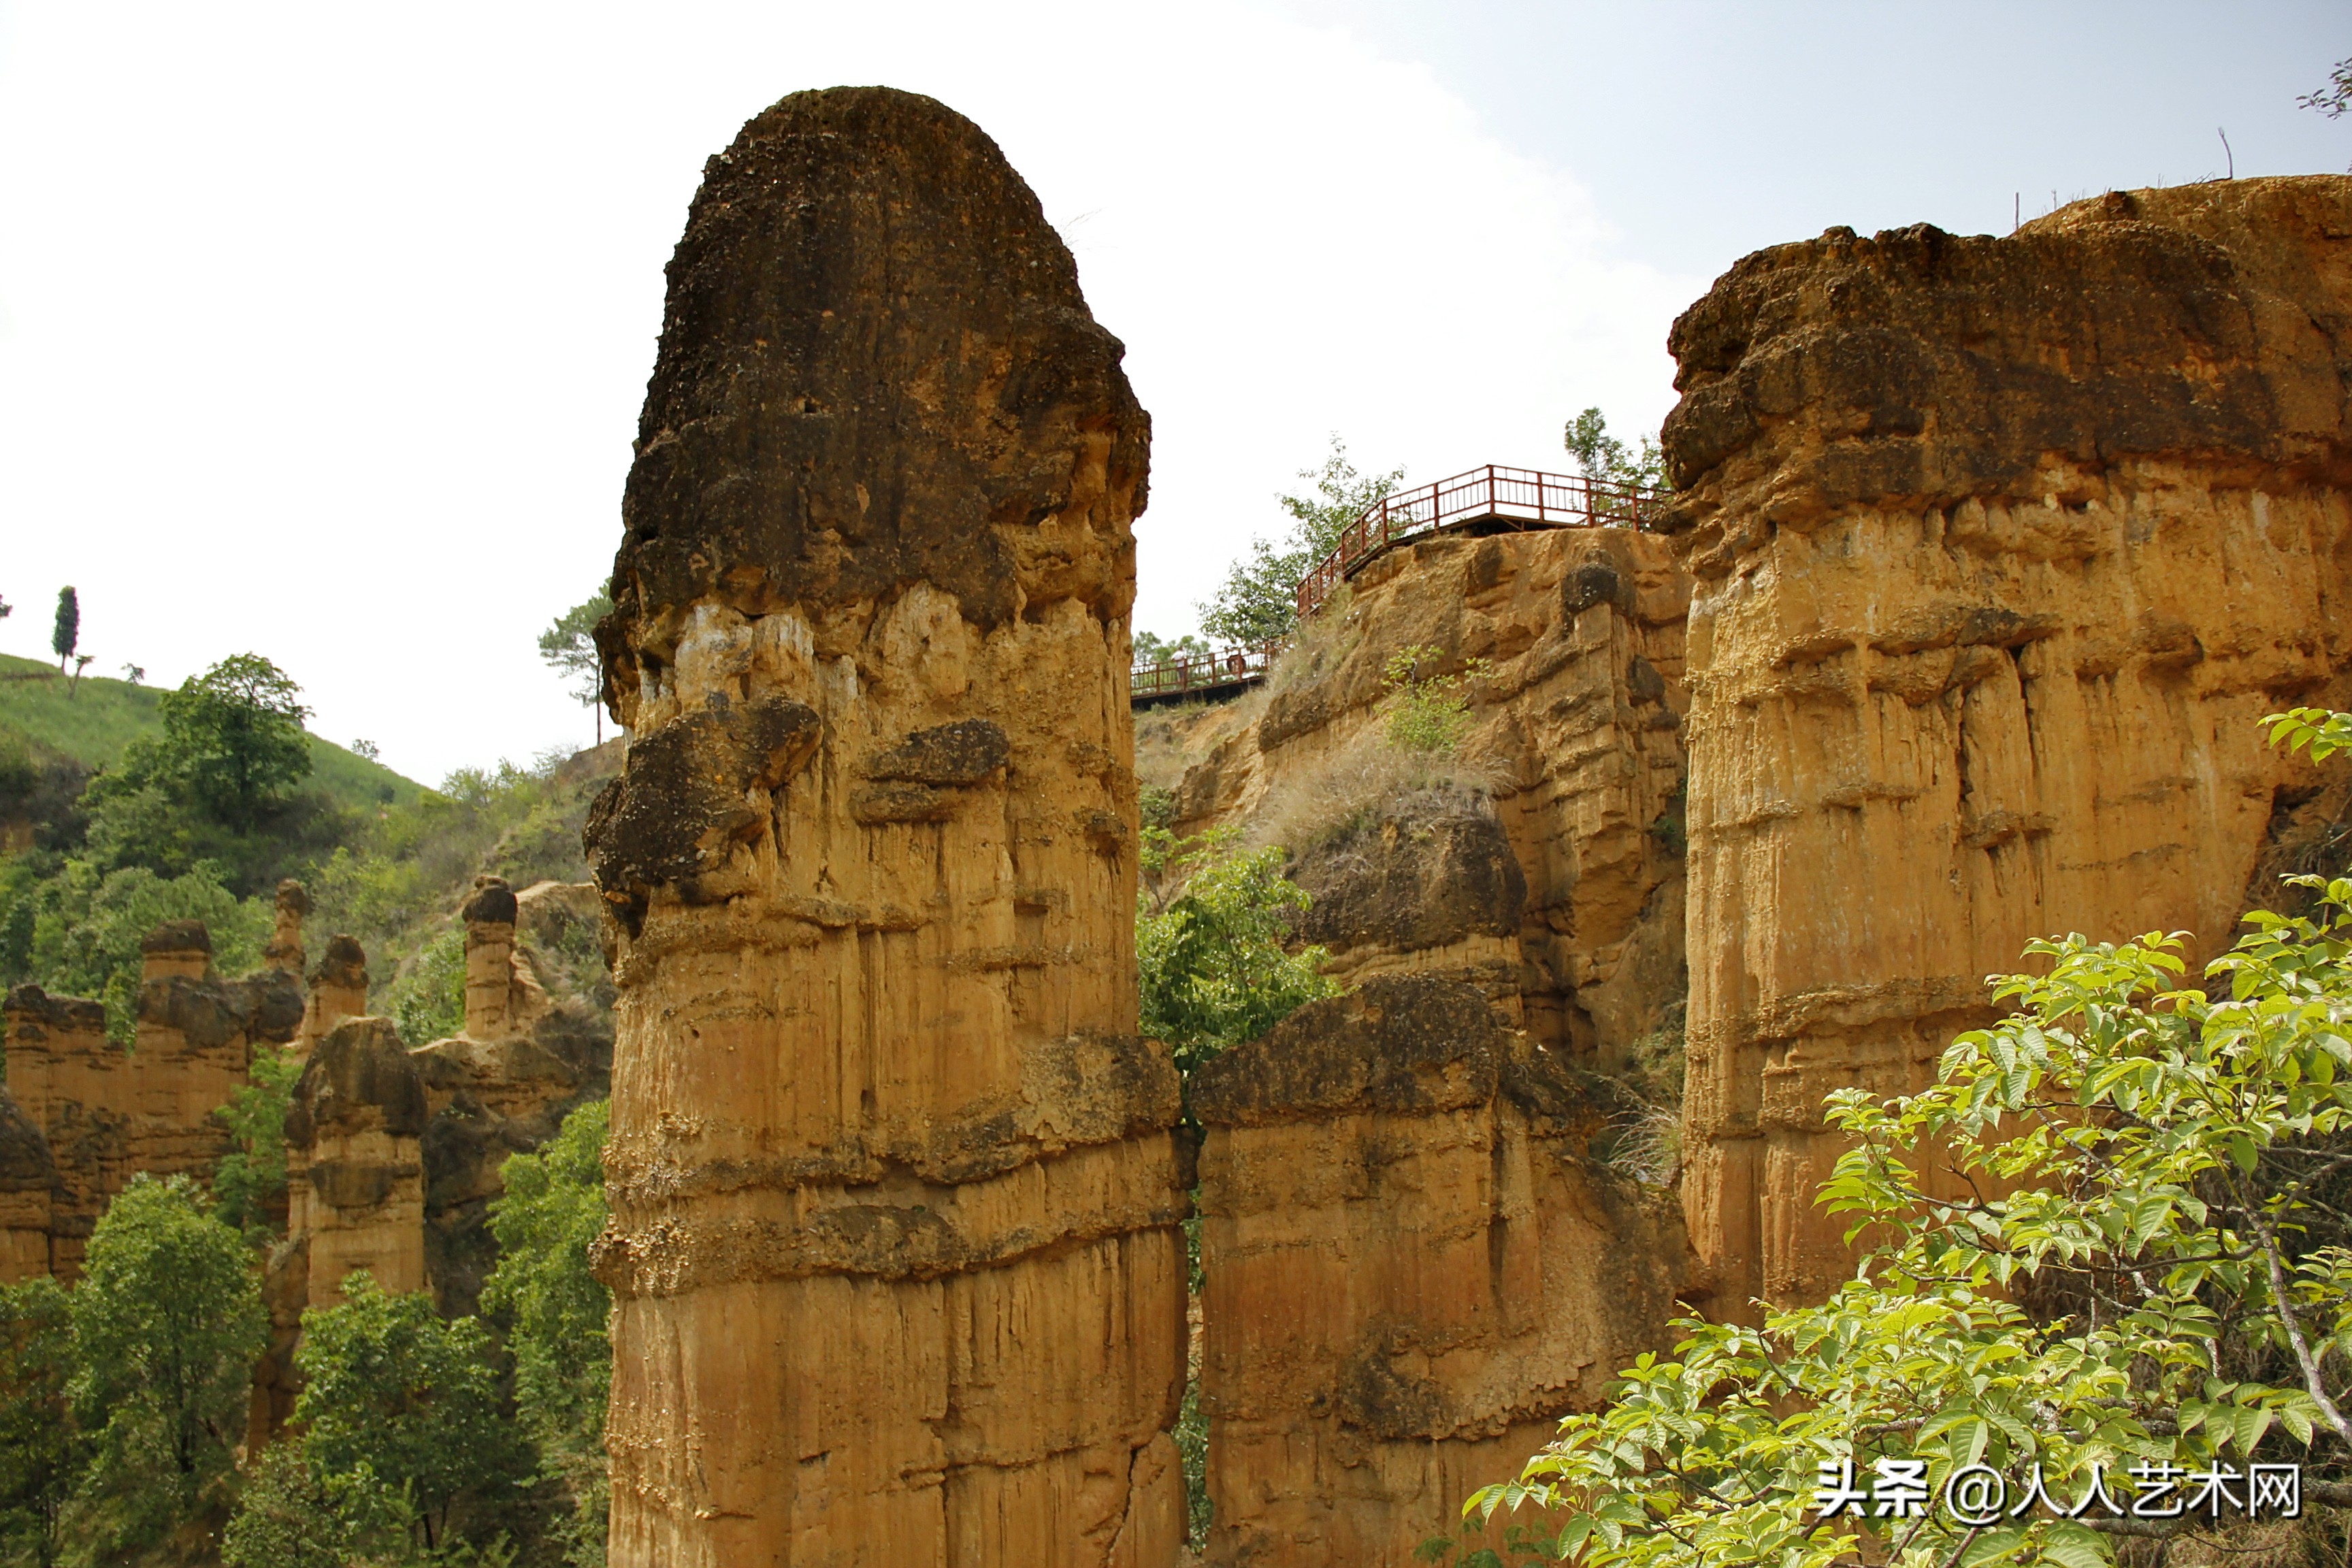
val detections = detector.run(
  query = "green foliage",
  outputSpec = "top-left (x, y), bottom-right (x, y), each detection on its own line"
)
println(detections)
top-left (1138, 826), bottom-right (1338, 1079)
top-left (146, 654), bottom-right (314, 833)
top-left (220, 1441), bottom-right (399, 1568)
top-left (23, 860), bottom-right (269, 1043)
top-left (484, 1098), bottom-right (611, 1567)
top-left (1562, 408), bottom-right (1665, 491)
top-left (390, 926), bottom-right (468, 1049)
top-left (48, 593), bottom-right (75, 673)
top-left (1441, 710), bottom-right (2352, 1568)
top-left (69, 1175), bottom-right (265, 1539)
top-left (1199, 437), bottom-right (1403, 646)
top-left (536, 591), bottom-right (612, 709)
top-left (2301, 56), bottom-right (2352, 119)
top-left (1132, 630), bottom-right (1217, 670)
top-left (1381, 646), bottom-right (1490, 757)
top-left (0, 653), bottom-right (414, 813)
top-left (213, 1047), bottom-right (302, 1239)
top-left (2266, 704), bottom-right (2352, 762)
top-left (1175, 1375), bottom-right (1211, 1550)
top-left (64, 653), bottom-right (353, 895)
top-left (0, 1279), bottom-right (84, 1568)
top-left (306, 751), bottom-right (605, 1015)
top-left (293, 1273), bottom-right (521, 1555)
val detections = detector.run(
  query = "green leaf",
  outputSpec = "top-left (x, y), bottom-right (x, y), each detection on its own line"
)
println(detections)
top-left (2038, 1521), bottom-right (2113, 1568)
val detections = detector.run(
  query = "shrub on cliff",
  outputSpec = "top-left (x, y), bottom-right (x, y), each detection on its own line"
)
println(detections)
top-left (1427, 710), bottom-right (2352, 1568)
top-left (212, 1046), bottom-right (303, 1239)
top-left (1138, 825), bottom-right (1338, 1079)
top-left (1382, 644), bottom-right (1490, 757)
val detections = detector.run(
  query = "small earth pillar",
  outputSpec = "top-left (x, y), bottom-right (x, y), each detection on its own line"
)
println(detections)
top-left (588, 86), bottom-right (1181, 1567)
top-left (286, 1015), bottom-right (428, 1306)
top-left (301, 934), bottom-right (372, 1054)
top-left (263, 878), bottom-right (310, 977)
top-left (461, 877), bottom-right (523, 1041)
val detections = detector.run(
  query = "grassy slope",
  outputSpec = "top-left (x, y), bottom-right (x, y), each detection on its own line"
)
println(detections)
top-left (0, 651), bottom-right (427, 806)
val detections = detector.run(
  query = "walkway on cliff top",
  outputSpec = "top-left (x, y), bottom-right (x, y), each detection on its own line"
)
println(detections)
top-left (1130, 463), bottom-right (1671, 708)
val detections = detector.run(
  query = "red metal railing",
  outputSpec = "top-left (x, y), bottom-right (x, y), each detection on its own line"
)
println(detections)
top-left (1295, 464), bottom-right (1669, 621)
top-left (1129, 643), bottom-right (1279, 702)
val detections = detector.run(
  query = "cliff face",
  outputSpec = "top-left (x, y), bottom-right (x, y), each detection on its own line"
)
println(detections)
top-left (589, 87), bottom-right (1183, 1567)
top-left (1171, 524), bottom-right (1691, 1066)
top-left (1192, 976), bottom-right (1691, 1568)
top-left (1, 985), bottom-right (124, 1280)
top-left (130, 921), bottom-right (301, 1183)
top-left (1662, 175), bottom-right (2352, 1314)
top-left (2, 924), bottom-right (298, 1281)
top-left (0, 1088), bottom-right (56, 1282)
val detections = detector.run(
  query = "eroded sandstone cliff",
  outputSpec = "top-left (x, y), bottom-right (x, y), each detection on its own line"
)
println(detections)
top-left (2, 921), bottom-right (299, 1281)
top-left (1192, 975), bottom-right (1690, 1567)
top-left (1, 985), bottom-right (122, 1281)
top-left (1662, 174), bottom-right (2352, 1314)
top-left (1170, 524), bottom-right (1691, 1067)
top-left (589, 86), bottom-right (1183, 1566)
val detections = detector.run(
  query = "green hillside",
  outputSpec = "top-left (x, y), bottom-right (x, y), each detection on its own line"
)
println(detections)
top-left (0, 651), bottom-right (426, 806)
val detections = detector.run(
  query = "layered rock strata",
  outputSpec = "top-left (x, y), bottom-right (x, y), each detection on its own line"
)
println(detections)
top-left (290, 1016), bottom-right (429, 1305)
top-left (250, 1013), bottom-right (435, 1451)
top-left (1286, 789), bottom-right (1531, 1019)
top-left (1172, 523), bottom-right (1691, 1065)
top-left (589, 86), bottom-right (1182, 1566)
top-left (3, 921), bottom-right (297, 1279)
top-left (1192, 975), bottom-right (1692, 1567)
top-left (1, 985), bottom-right (125, 1279)
top-left (1663, 175), bottom-right (2352, 1314)
top-left (129, 921), bottom-right (301, 1181)
top-left (0, 1090), bottom-right (56, 1282)
top-left (300, 934), bottom-right (372, 1053)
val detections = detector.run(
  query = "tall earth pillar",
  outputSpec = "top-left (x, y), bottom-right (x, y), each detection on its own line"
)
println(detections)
top-left (588, 87), bottom-right (1183, 1567)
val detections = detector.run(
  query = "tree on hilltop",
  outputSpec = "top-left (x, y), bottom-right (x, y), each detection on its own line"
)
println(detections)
top-left (150, 654), bottom-right (314, 834)
top-left (49, 589), bottom-right (76, 673)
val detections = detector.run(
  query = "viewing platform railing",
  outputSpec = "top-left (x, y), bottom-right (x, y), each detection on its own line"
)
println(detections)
top-left (1129, 643), bottom-right (1279, 706)
top-left (1294, 464), bottom-right (1669, 621)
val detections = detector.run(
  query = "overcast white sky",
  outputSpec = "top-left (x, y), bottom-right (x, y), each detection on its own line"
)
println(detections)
top-left (1, 2), bottom-right (2344, 784)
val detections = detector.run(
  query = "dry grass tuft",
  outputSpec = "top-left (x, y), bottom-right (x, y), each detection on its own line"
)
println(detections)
top-left (1248, 729), bottom-right (1507, 857)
